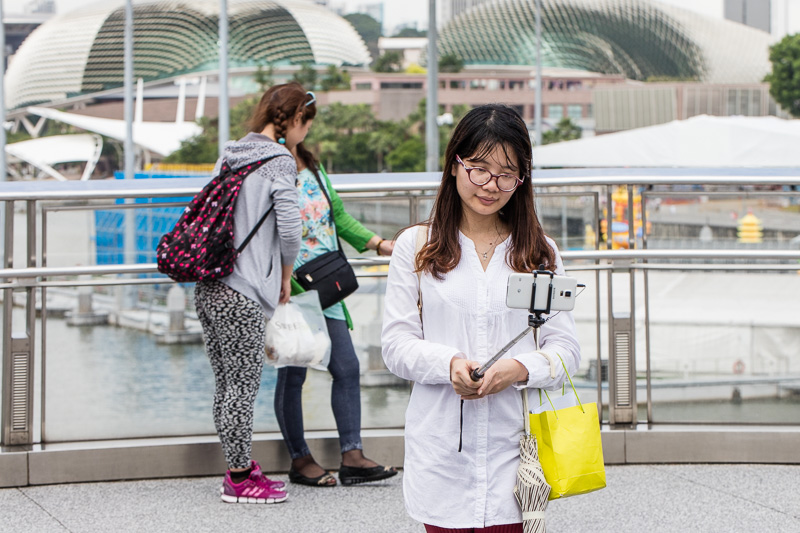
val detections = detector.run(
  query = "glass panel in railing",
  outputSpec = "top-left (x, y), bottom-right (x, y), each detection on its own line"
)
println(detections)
top-left (42, 277), bottom-right (410, 442)
top-left (639, 270), bottom-right (800, 424)
top-left (641, 188), bottom-right (800, 253)
top-left (534, 192), bottom-right (599, 252)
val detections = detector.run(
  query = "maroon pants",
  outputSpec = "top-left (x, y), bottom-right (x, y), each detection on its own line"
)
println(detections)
top-left (424, 524), bottom-right (523, 533)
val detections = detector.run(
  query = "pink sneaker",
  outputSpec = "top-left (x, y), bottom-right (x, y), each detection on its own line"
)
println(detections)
top-left (251, 460), bottom-right (286, 489)
top-left (221, 471), bottom-right (288, 504)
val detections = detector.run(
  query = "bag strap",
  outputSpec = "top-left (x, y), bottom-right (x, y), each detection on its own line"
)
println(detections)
top-left (233, 154), bottom-right (290, 254)
top-left (414, 225), bottom-right (427, 321)
top-left (307, 166), bottom-right (345, 251)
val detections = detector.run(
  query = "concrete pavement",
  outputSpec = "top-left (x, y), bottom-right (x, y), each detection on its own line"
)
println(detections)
top-left (1, 464), bottom-right (798, 532)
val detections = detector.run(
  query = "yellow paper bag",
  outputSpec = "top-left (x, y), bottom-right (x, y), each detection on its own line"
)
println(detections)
top-left (529, 401), bottom-right (606, 500)
top-left (528, 356), bottom-right (606, 500)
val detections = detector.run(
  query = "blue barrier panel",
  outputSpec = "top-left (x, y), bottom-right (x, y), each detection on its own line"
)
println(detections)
top-left (94, 171), bottom-right (206, 265)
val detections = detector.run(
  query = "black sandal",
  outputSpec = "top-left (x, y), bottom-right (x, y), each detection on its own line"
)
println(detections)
top-left (288, 466), bottom-right (337, 487)
top-left (338, 464), bottom-right (398, 486)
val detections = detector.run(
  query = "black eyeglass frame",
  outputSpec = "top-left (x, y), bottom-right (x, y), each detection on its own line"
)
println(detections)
top-left (455, 154), bottom-right (523, 192)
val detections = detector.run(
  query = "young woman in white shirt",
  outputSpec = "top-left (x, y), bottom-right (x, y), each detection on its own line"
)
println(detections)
top-left (382, 104), bottom-right (581, 532)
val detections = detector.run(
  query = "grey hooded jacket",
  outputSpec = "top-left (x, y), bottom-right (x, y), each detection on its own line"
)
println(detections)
top-left (214, 132), bottom-right (301, 318)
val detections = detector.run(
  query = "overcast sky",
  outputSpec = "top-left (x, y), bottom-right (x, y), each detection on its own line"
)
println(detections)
top-left (5, 0), bottom-right (429, 32)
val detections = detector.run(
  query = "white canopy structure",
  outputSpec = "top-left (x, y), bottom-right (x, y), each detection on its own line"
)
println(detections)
top-left (5, 134), bottom-right (103, 181)
top-left (26, 106), bottom-right (202, 158)
top-left (532, 115), bottom-right (800, 168)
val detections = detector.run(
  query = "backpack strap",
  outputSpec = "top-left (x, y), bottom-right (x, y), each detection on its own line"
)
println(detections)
top-left (234, 153), bottom-right (290, 254)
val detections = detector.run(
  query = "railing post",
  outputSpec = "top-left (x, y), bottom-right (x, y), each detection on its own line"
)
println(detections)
top-left (2, 201), bottom-right (35, 446)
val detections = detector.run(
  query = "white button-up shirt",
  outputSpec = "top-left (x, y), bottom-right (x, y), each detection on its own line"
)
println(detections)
top-left (382, 227), bottom-right (581, 528)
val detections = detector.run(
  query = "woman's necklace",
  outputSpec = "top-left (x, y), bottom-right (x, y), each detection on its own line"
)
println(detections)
top-left (475, 225), bottom-right (505, 262)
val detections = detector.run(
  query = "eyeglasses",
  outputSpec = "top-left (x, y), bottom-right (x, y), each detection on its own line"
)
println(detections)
top-left (305, 91), bottom-right (316, 107)
top-left (456, 155), bottom-right (523, 192)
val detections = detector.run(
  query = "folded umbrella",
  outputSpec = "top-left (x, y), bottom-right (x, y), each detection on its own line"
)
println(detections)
top-left (514, 328), bottom-right (554, 533)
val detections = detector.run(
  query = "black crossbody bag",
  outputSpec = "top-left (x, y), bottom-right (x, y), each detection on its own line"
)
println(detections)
top-left (292, 169), bottom-right (359, 309)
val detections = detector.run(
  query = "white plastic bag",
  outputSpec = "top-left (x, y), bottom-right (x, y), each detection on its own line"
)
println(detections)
top-left (265, 290), bottom-right (331, 371)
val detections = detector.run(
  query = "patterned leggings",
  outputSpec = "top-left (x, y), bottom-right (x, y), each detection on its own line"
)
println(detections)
top-left (195, 280), bottom-right (266, 470)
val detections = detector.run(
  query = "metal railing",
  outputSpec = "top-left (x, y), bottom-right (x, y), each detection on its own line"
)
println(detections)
top-left (2, 169), bottom-right (800, 479)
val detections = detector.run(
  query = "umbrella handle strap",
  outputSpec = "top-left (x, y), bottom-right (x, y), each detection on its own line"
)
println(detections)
top-left (522, 389), bottom-right (531, 436)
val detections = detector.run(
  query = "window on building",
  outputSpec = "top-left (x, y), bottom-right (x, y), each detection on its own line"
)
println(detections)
top-left (450, 80), bottom-right (466, 89)
top-left (355, 83), bottom-right (371, 90)
top-left (380, 82), bottom-right (424, 89)
top-left (567, 105), bottom-right (583, 120)
top-left (548, 105), bottom-right (564, 120)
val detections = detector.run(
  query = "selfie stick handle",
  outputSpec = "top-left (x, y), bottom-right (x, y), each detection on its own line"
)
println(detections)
top-left (470, 326), bottom-right (534, 381)
top-left (470, 267), bottom-right (553, 382)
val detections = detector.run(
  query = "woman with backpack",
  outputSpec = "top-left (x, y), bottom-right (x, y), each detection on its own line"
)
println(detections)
top-left (193, 82), bottom-right (314, 504)
top-left (271, 142), bottom-right (398, 487)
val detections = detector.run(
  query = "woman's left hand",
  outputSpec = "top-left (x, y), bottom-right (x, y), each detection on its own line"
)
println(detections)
top-left (465, 359), bottom-right (528, 399)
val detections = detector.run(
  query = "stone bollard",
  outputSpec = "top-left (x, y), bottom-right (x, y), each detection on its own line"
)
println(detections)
top-left (66, 276), bottom-right (109, 326)
top-left (77, 284), bottom-right (93, 314)
top-left (167, 285), bottom-right (186, 333)
top-left (156, 285), bottom-right (202, 344)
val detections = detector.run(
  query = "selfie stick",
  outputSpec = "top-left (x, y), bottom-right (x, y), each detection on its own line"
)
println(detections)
top-left (470, 269), bottom-right (554, 382)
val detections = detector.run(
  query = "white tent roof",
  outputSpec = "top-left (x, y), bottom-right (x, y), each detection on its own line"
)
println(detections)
top-left (26, 106), bottom-right (202, 157)
top-left (5, 134), bottom-right (103, 181)
top-left (532, 115), bottom-right (800, 168)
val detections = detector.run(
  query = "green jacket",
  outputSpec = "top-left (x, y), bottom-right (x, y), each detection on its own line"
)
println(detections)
top-left (290, 165), bottom-right (376, 329)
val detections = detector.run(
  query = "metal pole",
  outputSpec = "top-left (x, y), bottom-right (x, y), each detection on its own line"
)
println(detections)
top-left (1, 0), bottom-right (6, 256)
top-left (124, 1), bottom-right (134, 181)
top-left (123, 1), bottom-right (136, 308)
top-left (534, 0), bottom-right (543, 160)
top-left (425, 0), bottom-right (439, 172)
top-left (218, 0), bottom-right (229, 157)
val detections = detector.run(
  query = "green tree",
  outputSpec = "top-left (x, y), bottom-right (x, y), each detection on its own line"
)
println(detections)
top-left (292, 63), bottom-right (318, 90)
top-left (369, 120), bottom-right (409, 171)
top-left (304, 103), bottom-right (378, 172)
top-left (393, 27), bottom-right (426, 38)
top-left (254, 62), bottom-right (274, 92)
top-left (373, 51), bottom-right (403, 73)
top-left (320, 64), bottom-right (352, 92)
top-left (542, 117), bottom-right (582, 145)
top-left (386, 136), bottom-right (425, 172)
top-left (764, 33), bottom-right (800, 117)
top-left (438, 53), bottom-right (464, 73)
top-left (344, 13), bottom-right (382, 64)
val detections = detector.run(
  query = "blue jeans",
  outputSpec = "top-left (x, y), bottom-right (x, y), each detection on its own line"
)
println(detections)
top-left (274, 317), bottom-right (363, 459)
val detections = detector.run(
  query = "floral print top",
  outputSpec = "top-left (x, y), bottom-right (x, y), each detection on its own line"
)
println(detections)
top-left (294, 168), bottom-right (345, 320)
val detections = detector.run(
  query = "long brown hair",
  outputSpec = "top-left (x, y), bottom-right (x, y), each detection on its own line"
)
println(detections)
top-left (416, 104), bottom-right (554, 279)
top-left (294, 142), bottom-right (319, 179)
top-left (248, 82), bottom-right (316, 141)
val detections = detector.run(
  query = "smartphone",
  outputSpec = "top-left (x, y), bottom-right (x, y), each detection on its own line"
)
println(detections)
top-left (506, 273), bottom-right (578, 313)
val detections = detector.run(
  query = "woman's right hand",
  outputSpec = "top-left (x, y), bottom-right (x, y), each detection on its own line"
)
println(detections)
top-left (450, 357), bottom-right (482, 399)
top-left (279, 277), bottom-right (292, 304)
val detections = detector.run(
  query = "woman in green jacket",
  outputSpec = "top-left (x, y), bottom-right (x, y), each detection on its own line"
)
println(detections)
top-left (273, 140), bottom-right (398, 487)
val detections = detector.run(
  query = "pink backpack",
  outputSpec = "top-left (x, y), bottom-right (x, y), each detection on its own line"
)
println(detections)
top-left (156, 155), bottom-right (286, 282)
